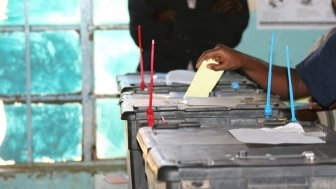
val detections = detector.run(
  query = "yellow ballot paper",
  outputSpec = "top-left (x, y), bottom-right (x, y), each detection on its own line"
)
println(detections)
top-left (184, 59), bottom-right (224, 97)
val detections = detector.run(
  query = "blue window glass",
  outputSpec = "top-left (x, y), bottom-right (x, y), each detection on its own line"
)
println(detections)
top-left (31, 31), bottom-right (82, 94)
top-left (94, 30), bottom-right (139, 94)
top-left (29, 0), bottom-right (80, 25)
top-left (1, 0), bottom-right (137, 162)
top-left (96, 99), bottom-right (126, 159)
top-left (0, 0), bottom-right (79, 25)
top-left (94, 0), bottom-right (129, 25)
top-left (0, 104), bottom-right (82, 163)
top-left (0, 0), bottom-right (24, 25)
top-left (0, 32), bottom-right (26, 95)
top-left (0, 104), bottom-right (27, 163)
top-left (32, 104), bottom-right (82, 162)
top-left (0, 32), bottom-right (81, 95)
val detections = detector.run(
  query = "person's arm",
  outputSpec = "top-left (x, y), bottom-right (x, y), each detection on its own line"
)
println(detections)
top-left (196, 44), bottom-right (311, 99)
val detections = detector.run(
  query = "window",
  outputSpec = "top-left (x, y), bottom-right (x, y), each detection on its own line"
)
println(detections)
top-left (0, 0), bottom-right (138, 163)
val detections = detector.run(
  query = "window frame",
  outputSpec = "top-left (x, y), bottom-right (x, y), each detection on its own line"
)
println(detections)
top-left (0, 0), bottom-right (128, 163)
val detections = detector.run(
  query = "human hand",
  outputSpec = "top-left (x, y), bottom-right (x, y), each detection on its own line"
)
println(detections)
top-left (196, 44), bottom-right (245, 71)
top-left (210, 0), bottom-right (243, 14)
top-left (153, 9), bottom-right (176, 24)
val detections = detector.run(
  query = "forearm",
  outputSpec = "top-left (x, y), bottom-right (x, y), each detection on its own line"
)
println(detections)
top-left (238, 54), bottom-right (270, 92)
top-left (197, 43), bottom-right (311, 100)
top-left (240, 55), bottom-right (310, 99)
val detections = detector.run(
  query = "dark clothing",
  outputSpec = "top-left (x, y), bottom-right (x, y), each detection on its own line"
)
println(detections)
top-left (128, 0), bottom-right (250, 72)
top-left (296, 32), bottom-right (336, 108)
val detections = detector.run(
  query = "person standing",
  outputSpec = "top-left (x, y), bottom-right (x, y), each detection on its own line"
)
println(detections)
top-left (128, 0), bottom-right (249, 72)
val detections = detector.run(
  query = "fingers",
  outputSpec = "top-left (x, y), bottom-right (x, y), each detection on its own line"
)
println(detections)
top-left (196, 44), bottom-right (229, 70)
top-left (195, 43), bottom-right (242, 73)
top-left (195, 49), bottom-right (217, 69)
top-left (207, 63), bottom-right (226, 71)
top-left (196, 53), bottom-right (225, 69)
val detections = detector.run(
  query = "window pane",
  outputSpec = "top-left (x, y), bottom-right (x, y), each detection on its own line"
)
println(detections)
top-left (0, 104), bottom-right (82, 163)
top-left (31, 31), bottom-right (82, 94)
top-left (30, 0), bottom-right (80, 25)
top-left (0, 104), bottom-right (27, 164)
top-left (94, 30), bottom-right (139, 94)
top-left (96, 99), bottom-right (126, 159)
top-left (94, 0), bottom-right (129, 25)
top-left (0, 0), bottom-right (79, 25)
top-left (32, 104), bottom-right (82, 163)
top-left (0, 32), bottom-right (26, 95)
top-left (0, 31), bottom-right (81, 95)
top-left (0, 0), bottom-right (24, 25)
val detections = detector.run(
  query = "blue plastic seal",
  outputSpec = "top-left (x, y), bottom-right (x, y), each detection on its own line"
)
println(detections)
top-left (231, 81), bottom-right (240, 90)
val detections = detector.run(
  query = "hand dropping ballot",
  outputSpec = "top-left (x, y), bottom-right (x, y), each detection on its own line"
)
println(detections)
top-left (184, 59), bottom-right (224, 98)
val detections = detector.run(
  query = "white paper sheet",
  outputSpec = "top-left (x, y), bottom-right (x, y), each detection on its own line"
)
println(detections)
top-left (229, 122), bottom-right (325, 144)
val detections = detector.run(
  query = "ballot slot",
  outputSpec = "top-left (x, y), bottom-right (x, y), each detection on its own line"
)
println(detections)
top-left (116, 70), bottom-right (260, 94)
top-left (120, 91), bottom-right (290, 152)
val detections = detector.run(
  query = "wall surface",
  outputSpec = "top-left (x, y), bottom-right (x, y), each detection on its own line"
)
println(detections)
top-left (236, 0), bottom-right (327, 67)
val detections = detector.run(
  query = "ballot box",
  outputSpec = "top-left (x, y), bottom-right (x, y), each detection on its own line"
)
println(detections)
top-left (137, 122), bottom-right (336, 189)
top-left (120, 92), bottom-right (290, 151)
top-left (120, 92), bottom-right (290, 189)
top-left (116, 71), bottom-right (259, 94)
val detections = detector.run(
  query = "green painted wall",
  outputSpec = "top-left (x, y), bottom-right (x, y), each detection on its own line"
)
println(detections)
top-left (236, 12), bottom-right (327, 67)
